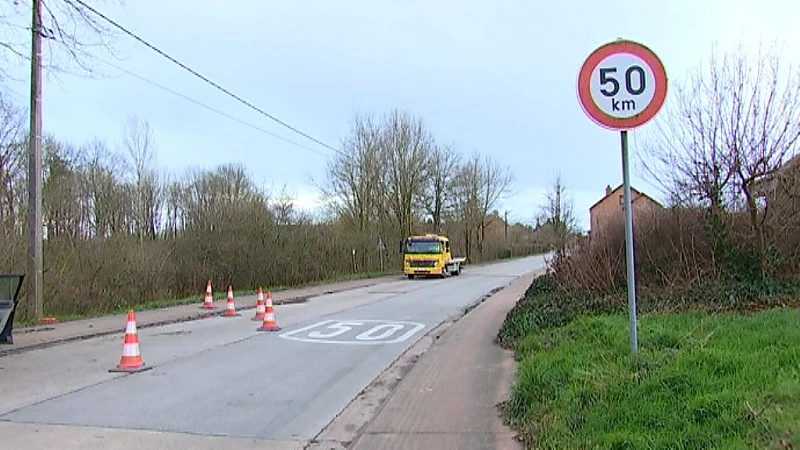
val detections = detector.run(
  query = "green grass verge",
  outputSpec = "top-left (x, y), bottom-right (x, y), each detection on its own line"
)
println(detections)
top-left (505, 309), bottom-right (800, 449)
top-left (496, 273), bottom-right (800, 351)
top-left (17, 269), bottom-right (395, 327)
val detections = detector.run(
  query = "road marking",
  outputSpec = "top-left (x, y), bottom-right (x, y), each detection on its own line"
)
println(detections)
top-left (279, 319), bottom-right (425, 345)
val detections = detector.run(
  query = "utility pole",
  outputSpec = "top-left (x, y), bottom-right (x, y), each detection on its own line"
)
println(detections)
top-left (504, 210), bottom-right (508, 241)
top-left (27, 0), bottom-right (44, 320)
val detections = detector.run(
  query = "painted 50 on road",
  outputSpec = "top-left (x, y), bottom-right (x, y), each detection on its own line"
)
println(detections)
top-left (279, 319), bottom-right (426, 345)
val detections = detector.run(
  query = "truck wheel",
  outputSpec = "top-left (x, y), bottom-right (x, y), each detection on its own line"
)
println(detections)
top-left (407, 274), bottom-right (415, 280)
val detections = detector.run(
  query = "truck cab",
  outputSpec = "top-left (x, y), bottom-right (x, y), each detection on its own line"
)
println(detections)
top-left (402, 234), bottom-right (464, 279)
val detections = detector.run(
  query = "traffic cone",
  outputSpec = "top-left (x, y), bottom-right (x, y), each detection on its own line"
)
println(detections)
top-left (110, 310), bottom-right (152, 373)
top-left (252, 287), bottom-right (266, 321)
top-left (258, 291), bottom-right (281, 331)
top-left (222, 285), bottom-right (240, 317)
top-left (201, 280), bottom-right (215, 310)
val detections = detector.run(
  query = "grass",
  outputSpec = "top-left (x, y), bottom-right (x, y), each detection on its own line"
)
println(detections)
top-left (496, 273), bottom-right (800, 351)
top-left (16, 268), bottom-right (396, 327)
top-left (504, 309), bottom-right (800, 449)
top-left (495, 274), bottom-right (625, 349)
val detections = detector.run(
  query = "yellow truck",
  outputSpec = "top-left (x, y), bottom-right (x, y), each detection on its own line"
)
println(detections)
top-left (402, 234), bottom-right (465, 279)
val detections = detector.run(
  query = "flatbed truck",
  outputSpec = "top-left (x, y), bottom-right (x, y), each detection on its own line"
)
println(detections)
top-left (402, 234), bottom-right (465, 279)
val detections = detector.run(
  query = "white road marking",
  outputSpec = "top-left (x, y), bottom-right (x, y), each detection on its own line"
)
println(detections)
top-left (279, 319), bottom-right (425, 345)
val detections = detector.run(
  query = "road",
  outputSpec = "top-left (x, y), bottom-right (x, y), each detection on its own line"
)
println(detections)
top-left (0, 255), bottom-right (546, 449)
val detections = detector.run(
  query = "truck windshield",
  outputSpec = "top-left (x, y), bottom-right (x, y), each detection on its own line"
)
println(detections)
top-left (405, 240), bottom-right (442, 254)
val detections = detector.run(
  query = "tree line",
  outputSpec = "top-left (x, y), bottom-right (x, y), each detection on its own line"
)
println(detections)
top-left (0, 97), bottom-right (551, 320)
top-left (321, 110), bottom-right (525, 268)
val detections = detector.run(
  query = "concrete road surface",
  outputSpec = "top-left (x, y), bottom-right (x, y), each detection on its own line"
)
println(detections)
top-left (0, 255), bottom-right (547, 448)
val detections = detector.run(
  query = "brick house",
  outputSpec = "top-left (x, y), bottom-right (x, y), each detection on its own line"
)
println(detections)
top-left (589, 184), bottom-right (663, 235)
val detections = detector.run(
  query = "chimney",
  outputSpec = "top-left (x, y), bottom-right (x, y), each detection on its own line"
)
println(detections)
top-left (605, 185), bottom-right (612, 196)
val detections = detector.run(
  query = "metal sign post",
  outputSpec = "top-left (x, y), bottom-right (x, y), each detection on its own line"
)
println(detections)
top-left (577, 39), bottom-right (668, 358)
top-left (620, 129), bottom-right (638, 354)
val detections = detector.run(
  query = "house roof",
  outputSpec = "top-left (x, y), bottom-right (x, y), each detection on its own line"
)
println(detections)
top-left (588, 184), bottom-right (664, 211)
top-left (780, 153), bottom-right (800, 167)
top-left (751, 153), bottom-right (800, 194)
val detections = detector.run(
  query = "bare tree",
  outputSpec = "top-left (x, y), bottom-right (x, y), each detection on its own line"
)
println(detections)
top-left (639, 40), bottom-right (800, 275)
top-left (270, 184), bottom-right (296, 226)
top-left (1, 0), bottom-right (126, 80)
top-left (80, 138), bottom-right (127, 237)
top-left (451, 153), bottom-right (482, 261)
top-left (162, 175), bottom-right (184, 238)
top-left (639, 47), bottom-right (737, 211)
top-left (422, 143), bottom-right (460, 233)
top-left (0, 93), bottom-right (26, 232)
top-left (476, 153), bottom-right (513, 257)
top-left (537, 172), bottom-right (578, 251)
top-left (321, 112), bottom-right (382, 234)
top-left (42, 135), bottom-right (84, 239)
top-left (122, 115), bottom-right (161, 239)
top-left (378, 109), bottom-right (433, 238)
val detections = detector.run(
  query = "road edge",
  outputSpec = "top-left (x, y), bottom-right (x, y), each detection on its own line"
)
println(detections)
top-left (305, 268), bottom-right (543, 450)
top-left (0, 276), bottom-right (402, 357)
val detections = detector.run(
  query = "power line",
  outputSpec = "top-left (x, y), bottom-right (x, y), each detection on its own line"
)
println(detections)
top-left (63, 0), bottom-right (341, 155)
top-left (95, 58), bottom-right (332, 158)
top-left (17, 26), bottom-right (332, 158)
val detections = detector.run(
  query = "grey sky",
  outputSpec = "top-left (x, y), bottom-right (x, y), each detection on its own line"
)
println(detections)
top-left (4, 0), bottom-right (799, 230)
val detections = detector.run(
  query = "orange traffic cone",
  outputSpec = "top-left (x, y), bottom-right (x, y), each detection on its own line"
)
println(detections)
top-left (222, 285), bottom-right (240, 317)
top-left (258, 291), bottom-right (281, 331)
top-left (201, 280), bottom-right (215, 310)
top-left (110, 310), bottom-right (152, 373)
top-left (253, 287), bottom-right (266, 321)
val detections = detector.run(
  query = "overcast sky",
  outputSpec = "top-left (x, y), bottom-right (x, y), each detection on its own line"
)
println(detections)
top-left (3, 0), bottom-right (799, 230)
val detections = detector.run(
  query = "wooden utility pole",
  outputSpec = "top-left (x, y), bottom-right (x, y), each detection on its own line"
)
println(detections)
top-left (27, 0), bottom-right (44, 320)
top-left (505, 210), bottom-right (512, 258)
top-left (504, 210), bottom-right (508, 241)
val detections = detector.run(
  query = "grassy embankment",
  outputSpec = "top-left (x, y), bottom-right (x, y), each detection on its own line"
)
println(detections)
top-left (497, 273), bottom-right (800, 449)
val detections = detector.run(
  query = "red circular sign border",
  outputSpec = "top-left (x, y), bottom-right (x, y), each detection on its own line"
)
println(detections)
top-left (577, 40), bottom-right (668, 130)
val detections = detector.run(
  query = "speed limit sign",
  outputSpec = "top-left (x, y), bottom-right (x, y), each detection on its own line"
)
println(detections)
top-left (577, 39), bottom-right (667, 130)
top-left (577, 39), bottom-right (668, 358)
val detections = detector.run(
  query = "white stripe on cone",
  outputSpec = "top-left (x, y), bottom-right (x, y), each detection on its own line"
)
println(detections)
top-left (126, 321), bottom-right (137, 334)
top-left (122, 343), bottom-right (140, 357)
